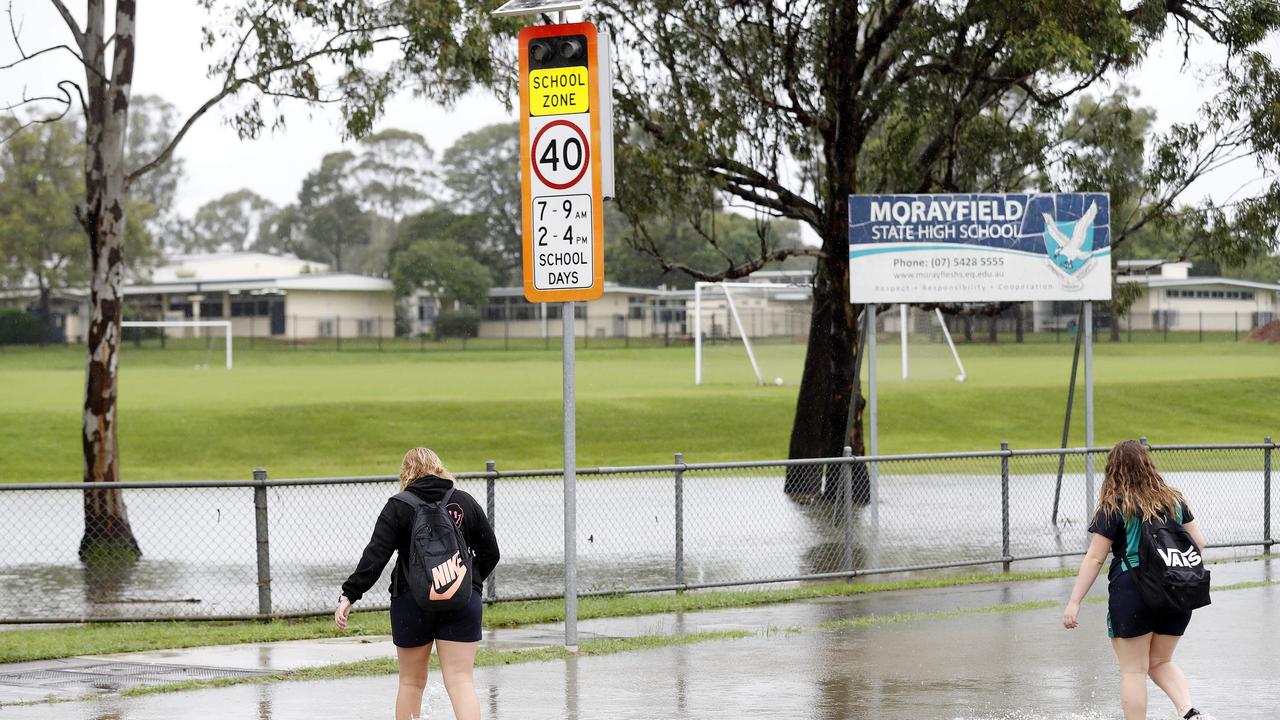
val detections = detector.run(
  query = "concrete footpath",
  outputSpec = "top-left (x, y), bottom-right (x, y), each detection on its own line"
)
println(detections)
top-left (1, 560), bottom-right (1276, 719)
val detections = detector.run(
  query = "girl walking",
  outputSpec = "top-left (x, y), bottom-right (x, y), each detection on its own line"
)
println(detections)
top-left (1062, 440), bottom-right (1213, 720)
top-left (336, 448), bottom-right (500, 720)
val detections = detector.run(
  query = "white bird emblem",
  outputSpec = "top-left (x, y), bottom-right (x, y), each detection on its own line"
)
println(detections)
top-left (1043, 201), bottom-right (1098, 267)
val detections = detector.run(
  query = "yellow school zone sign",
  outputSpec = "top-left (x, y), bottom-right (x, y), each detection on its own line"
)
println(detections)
top-left (530, 67), bottom-right (590, 116)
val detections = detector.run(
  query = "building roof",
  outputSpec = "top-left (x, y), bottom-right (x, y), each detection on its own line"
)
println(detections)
top-left (1134, 276), bottom-right (1280, 293)
top-left (150, 252), bottom-right (329, 283)
top-left (123, 272), bottom-right (392, 296)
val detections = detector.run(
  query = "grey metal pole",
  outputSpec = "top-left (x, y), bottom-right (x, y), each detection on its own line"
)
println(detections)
top-left (1265, 436), bottom-right (1273, 556)
top-left (867, 305), bottom-right (880, 569)
top-left (563, 300), bottom-right (577, 649)
top-left (1052, 303), bottom-right (1085, 525)
top-left (674, 452), bottom-right (684, 589)
top-left (1001, 441), bottom-right (1011, 573)
top-left (841, 445), bottom-right (854, 572)
top-left (253, 467), bottom-right (271, 618)
top-left (486, 460), bottom-right (497, 601)
top-left (1083, 301), bottom-right (1095, 515)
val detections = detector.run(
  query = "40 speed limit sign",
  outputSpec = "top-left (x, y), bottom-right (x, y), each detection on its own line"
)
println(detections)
top-left (518, 22), bottom-right (607, 302)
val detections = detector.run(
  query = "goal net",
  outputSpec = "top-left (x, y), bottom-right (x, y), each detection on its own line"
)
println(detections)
top-left (121, 320), bottom-right (234, 369)
top-left (693, 281), bottom-right (811, 386)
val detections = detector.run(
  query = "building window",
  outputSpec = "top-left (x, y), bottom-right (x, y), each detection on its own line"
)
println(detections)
top-left (319, 319), bottom-right (335, 338)
top-left (628, 297), bottom-right (646, 320)
top-left (199, 299), bottom-right (224, 318)
top-left (358, 319), bottom-right (375, 337)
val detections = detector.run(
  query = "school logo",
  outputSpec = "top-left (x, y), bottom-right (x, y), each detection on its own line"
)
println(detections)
top-left (1157, 545), bottom-right (1203, 568)
top-left (446, 503), bottom-right (464, 528)
top-left (1042, 201), bottom-right (1099, 275)
top-left (429, 551), bottom-right (468, 601)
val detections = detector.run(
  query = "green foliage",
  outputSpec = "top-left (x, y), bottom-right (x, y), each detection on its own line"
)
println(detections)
top-left (434, 308), bottom-right (482, 339)
top-left (196, 1), bottom-right (521, 143)
top-left (178, 189), bottom-right (277, 254)
top-left (390, 208), bottom-right (492, 309)
top-left (441, 122), bottom-right (521, 283)
top-left (0, 310), bottom-right (42, 345)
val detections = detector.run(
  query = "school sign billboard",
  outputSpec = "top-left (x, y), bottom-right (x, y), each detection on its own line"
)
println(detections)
top-left (848, 193), bottom-right (1111, 303)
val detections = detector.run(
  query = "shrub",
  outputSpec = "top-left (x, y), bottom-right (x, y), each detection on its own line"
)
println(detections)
top-left (0, 310), bottom-right (42, 345)
top-left (435, 308), bottom-right (480, 339)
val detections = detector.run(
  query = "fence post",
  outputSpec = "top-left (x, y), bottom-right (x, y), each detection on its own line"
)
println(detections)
top-left (293, 315), bottom-right (298, 350)
top-left (336, 315), bottom-right (342, 351)
top-left (253, 467), bottom-right (272, 618)
top-left (485, 460), bottom-right (497, 601)
top-left (1265, 437), bottom-right (1273, 557)
top-left (378, 316), bottom-right (383, 351)
top-left (674, 452), bottom-right (685, 590)
top-left (1001, 442), bottom-right (1011, 573)
top-left (841, 445), bottom-right (855, 574)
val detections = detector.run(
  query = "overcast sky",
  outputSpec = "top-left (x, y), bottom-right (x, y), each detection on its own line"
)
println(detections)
top-left (3, 1), bottom-right (1276, 229)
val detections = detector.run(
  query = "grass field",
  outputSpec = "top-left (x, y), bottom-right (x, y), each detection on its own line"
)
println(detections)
top-left (0, 337), bottom-right (1276, 482)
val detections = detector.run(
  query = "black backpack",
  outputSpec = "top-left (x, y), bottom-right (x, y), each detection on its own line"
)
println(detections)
top-left (392, 488), bottom-right (473, 611)
top-left (1123, 508), bottom-right (1211, 614)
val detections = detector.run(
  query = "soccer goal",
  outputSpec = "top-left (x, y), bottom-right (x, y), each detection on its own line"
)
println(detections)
top-left (121, 320), bottom-right (234, 369)
top-left (693, 280), bottom-right (811, 385)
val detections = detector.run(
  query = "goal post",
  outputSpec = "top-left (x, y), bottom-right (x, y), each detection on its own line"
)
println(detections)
top-left (693, 280), bottom-right (810, 385)
top-left (121, 320), bottom-right (233, 369)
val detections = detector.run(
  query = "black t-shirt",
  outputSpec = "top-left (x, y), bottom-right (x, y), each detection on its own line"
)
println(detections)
top-left (1088, 503), bottom-right (1193, 581)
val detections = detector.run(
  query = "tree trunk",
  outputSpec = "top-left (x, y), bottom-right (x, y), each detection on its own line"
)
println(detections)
top-left (37, 280), bottom-right (53, 347)
top-left (988, 315), bottom-right (998, 343)
top-left (785, 236), bottom-right (865, 504)
top-left (78, 0), bottom-right (141, 564)
top-left (1015, 304), bottom-right (1024, 343)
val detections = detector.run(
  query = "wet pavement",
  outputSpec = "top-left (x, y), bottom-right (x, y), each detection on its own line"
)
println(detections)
top-left (2, 559), bottom-right (1276, 719)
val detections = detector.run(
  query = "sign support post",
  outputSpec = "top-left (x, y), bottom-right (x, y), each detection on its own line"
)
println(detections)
top-left (1083, 300), bottom-right (1095, 515)
top-left (503, 3), bottom-right (610, 649)
top-left (866, 305), bottom-right (881, 567)
top-left (562, 299), bottom-right (577, 649)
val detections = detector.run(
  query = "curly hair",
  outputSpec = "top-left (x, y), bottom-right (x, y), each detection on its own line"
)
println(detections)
top-left (1094, 440), bottom-right (1186, 522)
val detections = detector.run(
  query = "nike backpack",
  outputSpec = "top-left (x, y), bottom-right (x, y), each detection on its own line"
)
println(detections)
top-left (392, 488), bottom-right (473, 611)
top-left (1124, 508), bottom-right (1211, 614)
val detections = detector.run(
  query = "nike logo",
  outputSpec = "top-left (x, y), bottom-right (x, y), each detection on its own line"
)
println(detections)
top-left (429, 551), bottom-right (468, 601)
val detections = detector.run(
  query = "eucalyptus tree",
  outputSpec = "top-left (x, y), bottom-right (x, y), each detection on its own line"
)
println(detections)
top-left (4, 0), bottom-right (516, 560)
top-left (594, 1), bottom-right (1280, 494)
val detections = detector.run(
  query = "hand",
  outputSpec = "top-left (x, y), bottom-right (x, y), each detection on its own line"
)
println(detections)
top-left (335, 596), bottom-right (352, 631)
top-left (1062, 601), bottom-right (1080, 630)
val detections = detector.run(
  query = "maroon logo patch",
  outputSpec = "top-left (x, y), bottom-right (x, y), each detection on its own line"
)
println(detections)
top-left (446, 503), bottom-right (464, 528)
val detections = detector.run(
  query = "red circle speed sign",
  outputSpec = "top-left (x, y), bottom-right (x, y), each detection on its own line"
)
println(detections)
top-left (531, 119), bottom-right (591, 191)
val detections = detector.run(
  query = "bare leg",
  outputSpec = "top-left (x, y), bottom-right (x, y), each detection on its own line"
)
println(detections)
top-left (1111, 633), bottom-right (1153, 720)
top-left (437, 639), bottom-right (481, 720)
top-left (1149, 633), bottom-right (1194, 716)
top-left (396, 643), bottom-right (432, 720)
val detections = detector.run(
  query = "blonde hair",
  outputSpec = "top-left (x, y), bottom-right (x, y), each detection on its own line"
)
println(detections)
top-left (399, 447), bottom-right (455, 490)
top-left (1094, 440), bottom-right (1186, 523)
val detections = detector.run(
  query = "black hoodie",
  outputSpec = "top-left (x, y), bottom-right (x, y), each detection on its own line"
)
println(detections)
top-left (341, 476), bottom-right (500, 603)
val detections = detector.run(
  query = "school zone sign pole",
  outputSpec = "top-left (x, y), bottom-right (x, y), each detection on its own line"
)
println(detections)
top-left (495, 0), bottom-right (614, 650)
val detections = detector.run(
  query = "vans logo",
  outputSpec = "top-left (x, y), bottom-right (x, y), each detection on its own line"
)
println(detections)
top-left (1157, 545), bottom-right (1202, 568)
top-left (429, 551), bottom-right (468, 601)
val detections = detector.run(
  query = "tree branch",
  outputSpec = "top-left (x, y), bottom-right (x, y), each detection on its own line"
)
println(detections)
top-left (48, 0), bottom-right (84, 50)
top-left (126, 29), bottom-right (405, 185)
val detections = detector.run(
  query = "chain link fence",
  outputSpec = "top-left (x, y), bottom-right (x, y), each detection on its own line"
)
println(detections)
top-left (0, 441), bottom-right (1273, 623)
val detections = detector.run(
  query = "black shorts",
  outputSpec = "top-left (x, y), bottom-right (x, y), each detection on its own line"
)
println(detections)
top-left (1107, 570), bottom-right (1192, 639)
top-left (390, 589), bottom-right (483, 647)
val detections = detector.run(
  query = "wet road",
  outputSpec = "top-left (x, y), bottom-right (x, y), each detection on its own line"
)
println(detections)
top-left (5, 561), bottom-right (1276, 719)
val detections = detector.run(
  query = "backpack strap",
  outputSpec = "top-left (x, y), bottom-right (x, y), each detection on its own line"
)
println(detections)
top-left (441, 488), bottom-right (455, 508)
top-left (391, 490), bottom-right (425, 509)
